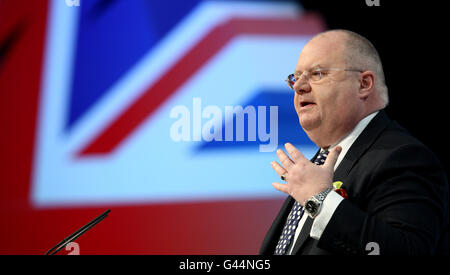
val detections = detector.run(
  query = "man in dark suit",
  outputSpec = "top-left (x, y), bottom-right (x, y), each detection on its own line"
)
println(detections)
top-left (260, 29), bottom-right (448, 255)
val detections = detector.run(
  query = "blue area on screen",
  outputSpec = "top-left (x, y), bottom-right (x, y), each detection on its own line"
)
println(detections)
top-left (67, 0), bottom-right (200, 129)
top-left (198, 89), bottom-right (313, 151)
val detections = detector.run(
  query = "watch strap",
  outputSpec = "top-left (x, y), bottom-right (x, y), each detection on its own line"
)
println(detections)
top-left (315, 188), bottom-right (332, 202)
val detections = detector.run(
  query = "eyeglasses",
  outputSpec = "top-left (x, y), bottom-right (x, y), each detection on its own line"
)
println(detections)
top-left (285, 68), bottom-right (363, 90)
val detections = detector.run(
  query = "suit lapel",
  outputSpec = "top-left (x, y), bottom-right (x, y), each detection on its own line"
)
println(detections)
top-left (333, 110), bottom-right (391, 182)
top-left (291, 216), bottom-right (313, 254)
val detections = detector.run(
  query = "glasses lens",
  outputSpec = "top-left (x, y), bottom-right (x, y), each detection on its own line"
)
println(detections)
top-left (286, 74), bottom-right (295, 89)
top-left (310, 70), bottom-right (322, 82)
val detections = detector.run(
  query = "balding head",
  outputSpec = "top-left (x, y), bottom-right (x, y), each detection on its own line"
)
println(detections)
top-left (312, 30), bottom-right (389, 106)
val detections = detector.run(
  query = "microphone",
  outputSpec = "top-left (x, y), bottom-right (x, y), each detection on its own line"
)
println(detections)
top-left (45, 209), bottom-right (111, 255)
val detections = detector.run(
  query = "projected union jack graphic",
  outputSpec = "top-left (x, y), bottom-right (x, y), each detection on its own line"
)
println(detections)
top-left (31, 0), bottom-right (325, 208)
top-left (0, 0), bottom-right (328, 255)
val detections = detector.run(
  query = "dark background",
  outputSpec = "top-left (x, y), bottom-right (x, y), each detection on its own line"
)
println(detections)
top-left (299, 0), bottom-right (448, 177)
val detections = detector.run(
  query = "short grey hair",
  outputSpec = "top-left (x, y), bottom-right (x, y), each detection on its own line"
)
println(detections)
top-left (314, 29), bottom-right (389, 107)
top-left (339, 30), bottom-right (389, 107)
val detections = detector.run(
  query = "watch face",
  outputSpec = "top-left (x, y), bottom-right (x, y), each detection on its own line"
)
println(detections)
top-left (305, 200), bottom-right (318, 214)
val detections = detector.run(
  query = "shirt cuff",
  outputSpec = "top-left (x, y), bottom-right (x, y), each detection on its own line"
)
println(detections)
top-left (310, 191), bottom-right (344, 240)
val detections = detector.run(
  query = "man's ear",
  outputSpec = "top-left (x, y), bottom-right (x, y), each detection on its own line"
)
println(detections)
top-left (359, 71), bottom-right (375, 100)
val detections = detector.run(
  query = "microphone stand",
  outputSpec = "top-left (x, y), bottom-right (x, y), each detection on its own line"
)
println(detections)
top-left (45, 209), bottom-right (111, 255)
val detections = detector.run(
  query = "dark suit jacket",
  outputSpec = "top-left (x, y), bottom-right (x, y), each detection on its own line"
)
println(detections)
top-left (260, 110), bottom-right (449, 255)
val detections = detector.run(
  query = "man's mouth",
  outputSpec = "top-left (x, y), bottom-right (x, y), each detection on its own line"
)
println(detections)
top-left (300, 101), bottom-right (316, 108)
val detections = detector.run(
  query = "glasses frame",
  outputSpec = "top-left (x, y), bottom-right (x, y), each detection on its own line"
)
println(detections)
top-left (286, 67), bottom-right (364, 90)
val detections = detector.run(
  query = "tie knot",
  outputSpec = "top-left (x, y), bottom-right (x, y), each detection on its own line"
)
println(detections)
top-left (314, 150), bottom-right (329, 165)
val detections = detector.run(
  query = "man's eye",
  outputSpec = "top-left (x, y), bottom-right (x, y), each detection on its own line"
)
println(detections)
top-left (311, 71), bottom-right (323, 80)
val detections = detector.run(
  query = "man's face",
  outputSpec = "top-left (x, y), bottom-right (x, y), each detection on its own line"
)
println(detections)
top-left (293, 35), bottom-right (362, 145)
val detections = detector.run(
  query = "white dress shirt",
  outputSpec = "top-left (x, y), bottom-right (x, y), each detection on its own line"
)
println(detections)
top-left (287, 111), bottom-right (379, 254)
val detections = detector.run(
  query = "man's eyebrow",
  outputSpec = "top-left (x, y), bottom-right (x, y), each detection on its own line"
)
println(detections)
top-left (310, 64), bottom-right (324, 70)
top-left (295, 63), bottom-right (324, 73)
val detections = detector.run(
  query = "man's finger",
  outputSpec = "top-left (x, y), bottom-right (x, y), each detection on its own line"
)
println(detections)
top-left (276, 149), bottom-right (294, 169)
top-left (272, 182), bottom-right (289, 195)
top-left (324, 146), bottom-right (342, 170)
top-left (284, 143), bottom-right (307, 163)
top-left (271, 161), bottom-right (287, 178)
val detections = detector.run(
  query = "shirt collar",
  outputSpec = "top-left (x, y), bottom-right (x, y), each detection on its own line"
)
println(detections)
top-left (322, 111), bottom-right (379, 171)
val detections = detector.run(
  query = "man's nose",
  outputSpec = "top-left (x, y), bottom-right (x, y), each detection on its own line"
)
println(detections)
top-left (294, 78), bottom-right (311, 94)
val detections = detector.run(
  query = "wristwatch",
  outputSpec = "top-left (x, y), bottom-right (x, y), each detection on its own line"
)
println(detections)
top-left (304, 188), bottom-right (332, 218)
